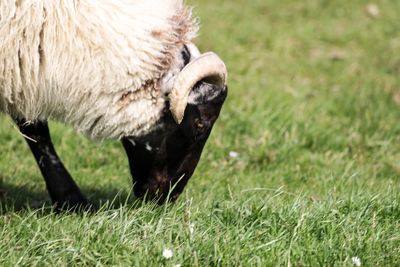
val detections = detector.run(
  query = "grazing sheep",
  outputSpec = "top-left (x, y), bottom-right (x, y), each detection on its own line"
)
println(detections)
top-left (0, 0), bottom-right (228, 210)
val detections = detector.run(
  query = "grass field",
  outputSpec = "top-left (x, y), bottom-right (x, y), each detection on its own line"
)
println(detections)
top-left (1, 0), bottom-right (400, 265)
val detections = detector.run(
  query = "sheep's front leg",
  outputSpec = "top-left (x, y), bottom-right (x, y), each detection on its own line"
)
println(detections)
top-left (16, 119), bottom-right (91, 211)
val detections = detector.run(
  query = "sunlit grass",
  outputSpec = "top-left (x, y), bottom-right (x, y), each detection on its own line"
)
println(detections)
top-left (1, 0), bottom-right (399, 265)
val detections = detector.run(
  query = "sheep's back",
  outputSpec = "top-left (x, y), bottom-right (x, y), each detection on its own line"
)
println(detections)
top-left (0, 0), bottom-right (197, 139)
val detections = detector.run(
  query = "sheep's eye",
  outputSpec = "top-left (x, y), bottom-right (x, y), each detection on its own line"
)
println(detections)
top-left (194, 118), bottom-right (204, 128)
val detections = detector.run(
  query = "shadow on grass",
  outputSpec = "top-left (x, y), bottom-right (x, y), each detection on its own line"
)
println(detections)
top-left (0, 178), bottom-right (136, 215)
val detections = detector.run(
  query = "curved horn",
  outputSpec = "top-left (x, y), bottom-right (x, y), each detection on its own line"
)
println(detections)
top-left (170, 52), bottom-right (227, 124)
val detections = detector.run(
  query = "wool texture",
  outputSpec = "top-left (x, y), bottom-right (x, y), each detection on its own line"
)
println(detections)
top-left (0, 0), bottom-right (197, 139)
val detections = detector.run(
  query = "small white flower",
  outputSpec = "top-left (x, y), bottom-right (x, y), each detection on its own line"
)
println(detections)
top-left (189, 223), bottom-right (195, 235)
top-left (352, 256), bottom-right (361, 266)
top-left (172, 264), bottom-right (182, 267)
top-left (162, 248), bottom-right (173, 259)
top-left (365, 4), bottom-right (379, 18)
top-left (229, 151), bottom-right (239, 158)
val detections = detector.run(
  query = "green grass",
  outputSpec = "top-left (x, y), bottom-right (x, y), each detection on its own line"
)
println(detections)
top-left (1, 0), bottom-right (400, 265)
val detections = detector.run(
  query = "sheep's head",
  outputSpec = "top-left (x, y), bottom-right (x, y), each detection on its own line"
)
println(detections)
top-left (122, 52), bottom-right (227, 203)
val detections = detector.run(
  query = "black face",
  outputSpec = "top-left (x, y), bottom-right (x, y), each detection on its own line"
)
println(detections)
top-left (122, 81), bottom-right (227, 203)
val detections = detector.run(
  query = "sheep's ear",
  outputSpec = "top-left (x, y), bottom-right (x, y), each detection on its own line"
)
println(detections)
top-left (187, 82), bottom-right (227, 105)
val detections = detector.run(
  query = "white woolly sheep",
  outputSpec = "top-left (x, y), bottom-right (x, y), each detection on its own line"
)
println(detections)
top-left (0, 0), bottom-right (228, 210)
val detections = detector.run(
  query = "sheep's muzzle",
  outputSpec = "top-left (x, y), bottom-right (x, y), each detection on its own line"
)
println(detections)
top-left (122, 81), bottom-right (227, 203)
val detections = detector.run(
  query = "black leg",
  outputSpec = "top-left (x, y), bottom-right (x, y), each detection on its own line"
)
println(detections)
top-left (16, 118), bottom-right (91, 211)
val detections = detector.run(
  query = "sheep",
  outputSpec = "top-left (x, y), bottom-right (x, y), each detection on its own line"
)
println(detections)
top-left (0, 0), bottom-right (228, 210)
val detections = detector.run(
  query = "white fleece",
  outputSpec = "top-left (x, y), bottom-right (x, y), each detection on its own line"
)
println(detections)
top-left (0, 0), bottom-right (197, 139)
